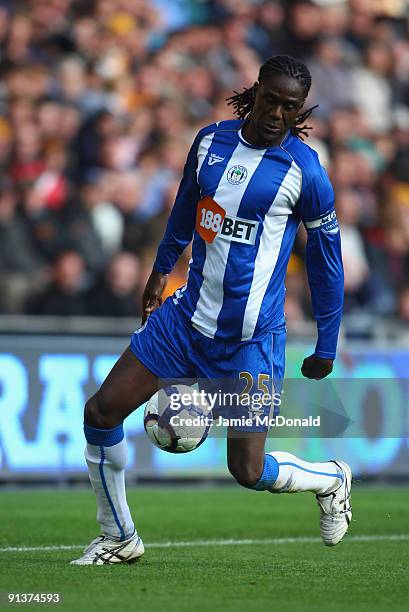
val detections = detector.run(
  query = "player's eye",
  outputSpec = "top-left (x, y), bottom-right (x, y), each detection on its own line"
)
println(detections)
top-left (266, 95), bottom-right (277, 104)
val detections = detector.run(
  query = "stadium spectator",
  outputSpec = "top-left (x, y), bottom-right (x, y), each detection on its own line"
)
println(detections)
top-left (0, 184), bottom-right (46, 312)
top-left (86, 252), bottom-right (143, 318)
top-left (398, 285), bottom-right (409, 324)
top-left (27, 250), bottom-right (89, 316)
top-left (80, 177), bottom-right (124, 257)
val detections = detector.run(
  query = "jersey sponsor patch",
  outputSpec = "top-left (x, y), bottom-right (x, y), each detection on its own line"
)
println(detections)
top-left (196, 197), bottom-right (259, 245)
top-left (305, 209), bottom-right (339, 234)
top-left (196, 196), bottom-right (226, 244)
top-left (218, 214), bottom-right (259, 245)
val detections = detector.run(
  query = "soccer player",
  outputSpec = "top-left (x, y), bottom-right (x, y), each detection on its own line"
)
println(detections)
top-left (71, 55), bottom-right (352, 565)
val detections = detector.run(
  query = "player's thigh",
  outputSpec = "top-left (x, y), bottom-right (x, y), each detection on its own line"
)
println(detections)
top-left (86, 346), bottom-right (159, 427)
top-left (226, 429), bottom-right (268, 484)
top-left (87, 297), bottom-right (195, 427)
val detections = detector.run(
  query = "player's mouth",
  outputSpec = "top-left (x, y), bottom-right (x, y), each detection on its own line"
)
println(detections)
top-left (261, 124), bottom-right (283, 135)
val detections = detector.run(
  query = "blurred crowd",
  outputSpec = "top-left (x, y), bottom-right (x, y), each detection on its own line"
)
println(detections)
top-left (0, 0), bottom-right (408, 329)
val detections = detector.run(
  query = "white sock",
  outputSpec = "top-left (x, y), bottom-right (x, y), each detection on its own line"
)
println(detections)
top-left (85, 439), bottom-right (135, 540)
top-left (267, 451), bottom-right (343, 495)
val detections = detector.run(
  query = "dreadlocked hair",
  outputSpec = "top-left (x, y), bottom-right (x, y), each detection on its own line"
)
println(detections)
top-left (226, 55), bottom-right (318, 140)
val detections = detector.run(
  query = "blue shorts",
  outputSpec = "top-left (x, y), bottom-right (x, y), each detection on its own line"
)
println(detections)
top-left (130, 297), bottom-right (286, 432)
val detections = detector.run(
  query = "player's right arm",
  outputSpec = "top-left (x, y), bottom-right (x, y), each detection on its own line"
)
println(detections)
top-left (142, 128), bottom-right (207, 322)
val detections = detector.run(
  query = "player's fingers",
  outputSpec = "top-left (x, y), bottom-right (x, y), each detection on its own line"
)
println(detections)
top-left (143, 296), bottom-right (156, 309)
top-left (143, 298), bottom-right (161, 322)
top-left (301, 365), bottom-right (310, 378)
top-left (302, 366), bottom-right (320, 379)
top-left (141, 301), bottom-right (154, 324)
top-left (141, 311), bottom-right (148, 324)
top-left (301, 359), bottom-right (311, 377)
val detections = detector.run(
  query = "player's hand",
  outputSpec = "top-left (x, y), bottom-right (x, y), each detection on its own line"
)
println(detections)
top-left (142, 270), bottom-right (168, 324)
top-left (301, 354), bottom-right (333, 380)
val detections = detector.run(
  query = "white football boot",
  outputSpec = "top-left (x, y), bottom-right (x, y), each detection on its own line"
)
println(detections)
top-left (316, 460), bottom-right (352, 547)
top-left (70, 531), bottom-right (144, 565)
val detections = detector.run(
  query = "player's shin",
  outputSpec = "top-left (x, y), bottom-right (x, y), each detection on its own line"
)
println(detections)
top-left (84, 422), bottom-right (135, 541)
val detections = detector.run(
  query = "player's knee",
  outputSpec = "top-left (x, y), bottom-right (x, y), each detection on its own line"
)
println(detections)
top-left (227, 459), bottom-right (262, 489)
top-left (84, 394), bottom-right (120, 429)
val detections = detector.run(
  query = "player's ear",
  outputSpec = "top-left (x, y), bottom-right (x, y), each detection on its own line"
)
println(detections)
top-left (252, 82), bottom-right (259, 100)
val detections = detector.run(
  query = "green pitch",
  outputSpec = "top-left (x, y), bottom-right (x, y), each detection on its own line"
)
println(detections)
top-left (0, 486), bottom-right (408, 611)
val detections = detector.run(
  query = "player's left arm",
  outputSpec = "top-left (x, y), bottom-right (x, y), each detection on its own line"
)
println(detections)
top-left (298, 162), bottom-right (344, 380)
top-left (142, 129), bottom-right (206, 322)
top-left (153, 129), bottom-right (205, 275)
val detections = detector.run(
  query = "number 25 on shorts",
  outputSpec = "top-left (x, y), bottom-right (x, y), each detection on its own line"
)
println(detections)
top-left (196, 196), bottom-right (226, 244)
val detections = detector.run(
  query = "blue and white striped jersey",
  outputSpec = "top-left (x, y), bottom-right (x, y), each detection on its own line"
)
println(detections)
top-left (154, 119), bottom-right (343, 359)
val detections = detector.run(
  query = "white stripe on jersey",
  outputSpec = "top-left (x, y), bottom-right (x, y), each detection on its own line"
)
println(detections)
top-left (241, 161), bottom-right (302, 341)
top-left (196, 133), bottom-right (214, 185)
top-left (192, 142), bottom-right (266, 338)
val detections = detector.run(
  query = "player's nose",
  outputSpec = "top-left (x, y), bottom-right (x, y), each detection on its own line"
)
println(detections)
top-left (270, 104), bottom-right (283, 120)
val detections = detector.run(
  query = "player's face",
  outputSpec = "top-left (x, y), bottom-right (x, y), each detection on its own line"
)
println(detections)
top-left (246, 75), bottom-right (306, 147)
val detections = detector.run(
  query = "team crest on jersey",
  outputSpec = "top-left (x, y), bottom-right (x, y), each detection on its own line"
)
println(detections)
top-left (227, 165), bottom-right (248, 185)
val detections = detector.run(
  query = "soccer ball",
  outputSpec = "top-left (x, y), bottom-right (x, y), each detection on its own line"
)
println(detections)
top-left (144, 385), bottom-right (212, 453)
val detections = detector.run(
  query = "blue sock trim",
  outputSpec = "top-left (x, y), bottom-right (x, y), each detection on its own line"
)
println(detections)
top-left (84, 422), bottom-right (124, 447)
top-left (99, 446), bottom-right (126, 541)
top-left (247, 454), bottom-right (279, 491)
top-left (278, 462), bottom-right (344, 480)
